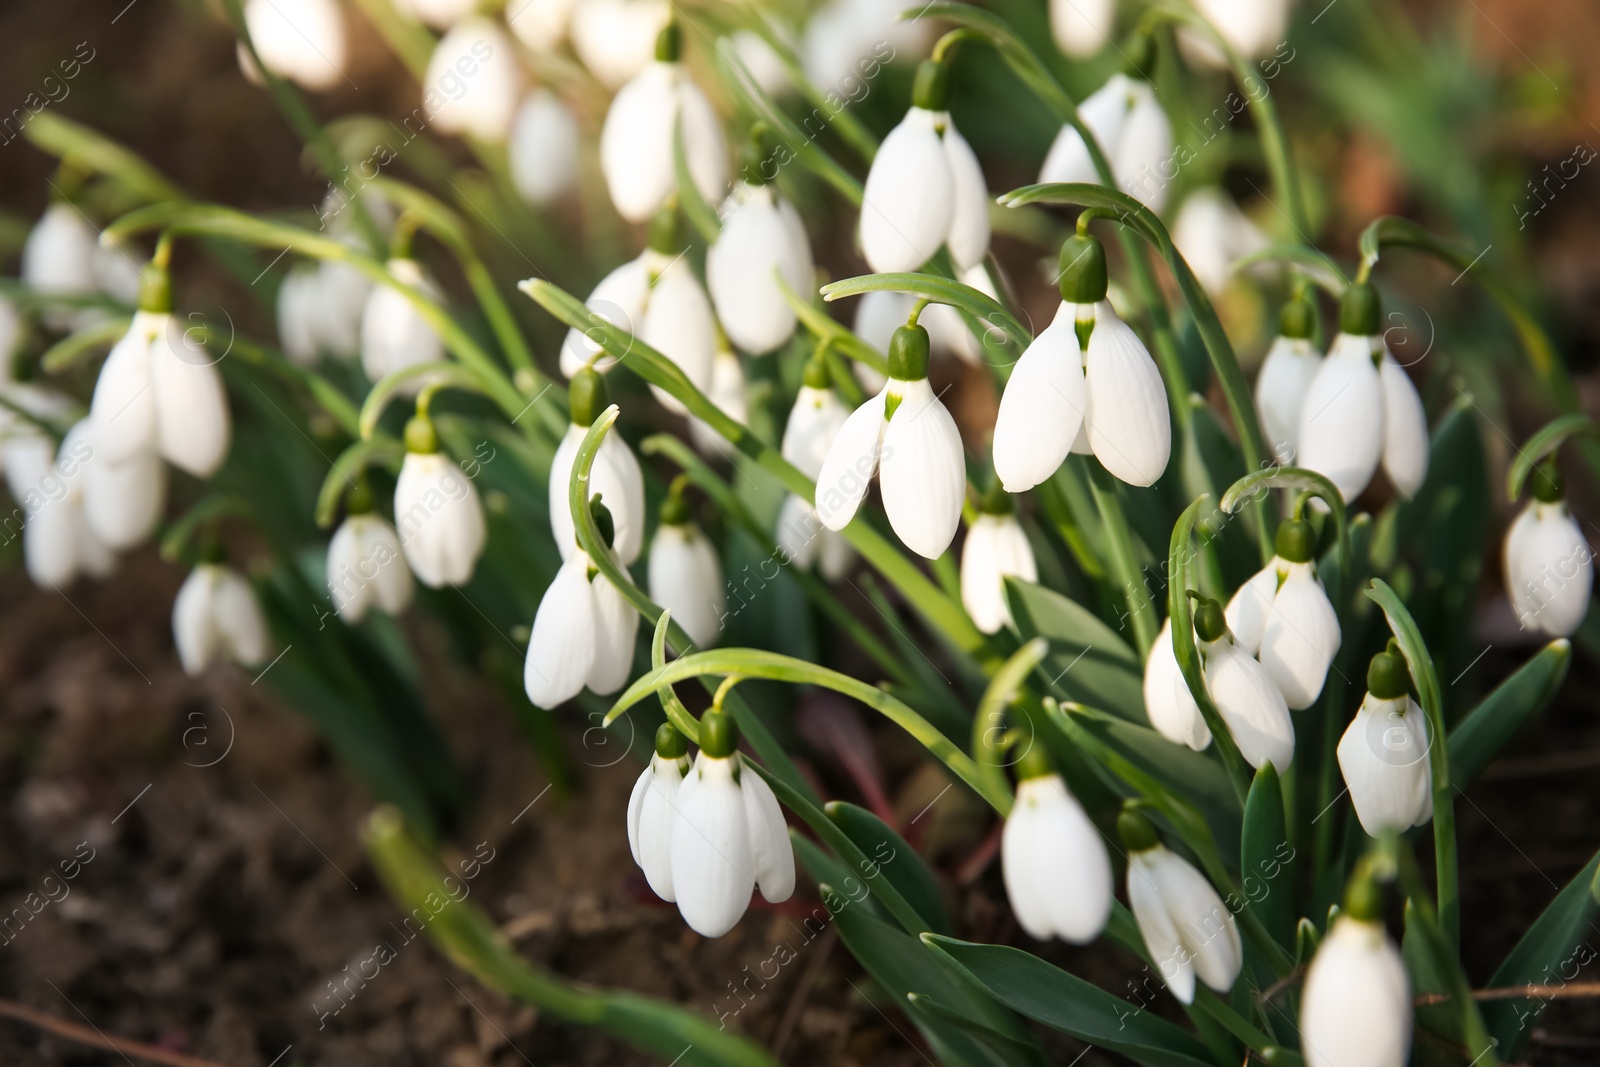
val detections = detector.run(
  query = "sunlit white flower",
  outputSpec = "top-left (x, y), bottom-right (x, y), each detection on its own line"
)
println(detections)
top-left (508, 0), bottom-right (578, 52)
top-left (361, 258), bottom-right (444, 385)
top-left (524, 542), bottom-right (639, 706)
top-left (1002, 757), bottom-right (1113, 943)
top-left (22, 422), bottom-right (117, 589)
top-left (730, 30), bottom-right (790, 95)
top-left (241, 0), bottom-right (348, 92)
top-left (687, 348), bottom-right (748, 456)
top-left (82, 438), bottom-right (166, 552)
top-left (394, 0), bottom-right (476, 30)
top-left (393, 417), bottom-right (487, 587)
top-left (1504, 477), bottom-right (1592, 637)
top-left (851, 288), bottom-right (987, 388)
top-left (1300, 912), bottom-right (1411, 1067)
top-left (599, 25), bottom-right (727, 223)
top-left (1254, 302), bottom-right (1321, 463)
top-left (1172, 189), bottom-right (1268, 296)
top-left (570, 0), bottom-right (670, 89)
top-left (327, 509), bottom-right (414, 622)
top-left (859, 60), bottom-right (989, 273)
top-left (627, 725), bottom-right (692, 900)
top-left (707, 180), bottom-right (814, 355)
top-left (1182, 0), bottom-right (1291, 67)
top-left (800, 0), bottom-right (929, 96)
top-left (1296, 283), bottom-right (1428, 501)
top-left (814, 323), bottom-right (966, 559)
top-left (172, 562), bottom-right (271, 675)
top-left (1193, 597), bottom-right (1294, 771)
top-left (778, 365), bottom-right (854, 578)
top-left (549, 369), bottom-right (646, 564)
top-left (306, 190), bottom-right (393, 359)
top-left (1050, 0), bottom-right (1115, 57)
top-left (923, 263), bottom-right (1000, 366)
top-left (1337, 645), bottom-right (1432, 837)
top-left (648, 508), bottom-right (724, 649)
top-left (776, 494), bottom-right (855, 581)
top-left (668, 711), bottom-right (794, 938)
top-left (277, 265), bottom-right (322, 366)
top-left (0, 382), bottom-right (73, 501)
top-left (426, 18), bottom-right (520, 142)
top-left (510, 91), bottom-right (580, 206)
top-left (1144, 618), bottom-right (1211, 750)
top-left (1122, 814), bottom-right (1241, 1004)
top-left (1040, 73), bottom-right (1174, 212)
top-left (22, 203), bottom-right (99, 331)
top-left (960, 498), bottom-right (1037, 634)
top-left (90, 310), bottom-right (231, 479)
top-left (1224, 519), bottom-right (1340, 710)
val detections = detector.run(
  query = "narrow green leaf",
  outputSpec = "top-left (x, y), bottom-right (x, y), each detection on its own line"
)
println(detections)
top-left (820, 272), bottom-right (1030, 353)
top-left (1447, 639), bottom-right (1570, 788)
top-left (674, 112), bottom-right (722, 243)
top-left (1002, 578), bottom-right (1144, 718)
top-left (1241, 764), bottom-right (1296, 952)
top-left (826, 801), bottom-right (951, 935)
top-left (905, 993), bottom-right (1046, 1067)
top-left (1505, 414), bottom-right (1600, 501)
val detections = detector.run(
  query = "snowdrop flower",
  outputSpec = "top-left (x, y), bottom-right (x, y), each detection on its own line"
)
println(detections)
top-left (22, 203), bottom-right (100, 331)
top-left (814, 322), bottom-right (966, 559)
top-left (393, 412), bottom-right (487, 587)
top-left (524, 496), bottom-right (640, 707)
top-left (549, 368), bottom-right (645, 564)
top-left (993, 232), bottom-right (1170, 491)
top-left (730, 30), bottom-right (789, 95)
top-left (1172, 188), bottom-right (1269, 297)
top-left (1300, 882), bottom-right (1411, 1067)
top-left (648, 493), bottom-right (725, 649)
top-left (1001, 747), bottom-right (1113, 943)
top-left (1296, 282), bottom-right (1429, 502)
top-left (570, 0), bottom-right (670, 89)
top-left (508, 0), bottom-right (578, 52)
top-left (1143, 618), bottom-right (1211, 750)
top-left (276, 266), bottom-right (322, 366)
top-left (82, 434), bottom-right (166, 552)
top-left (1337, 643), bottom-right (1432, 837)
top-left (172, 561), bottom-right (272, 675)
top-left (1193, 595), bottom-right (1295, 772)
top-left (627, 724), bottom-right (692, 901)
top-left (1050, 0), bottom-right (1115, 57)
top-left (1039, 65), bottom-right (1174, 212)
top-left (306, 189), bottom-right (393, 358)
top-left (361, 258), bottom-right (445, 385)
top-left (1254, 295), bottom-right (1321, 463)
top-left (0, 382), bottom-right (73, 501)
top-left (1505, 461), bottom-right (1592, 637)
top-left (960, 488), bottom-right (1038, 634)
top-left (665, 708), bottom-right (794, 937)
top-left (707, 142), bottom-right (814, 354)
top-left (777, 355), bottom-right (854, 579)
top-left (858, 58), bottom-right (989, 273)
top-left (1183, 0), bottom-right (1291, 67)
top-left (1224, 518), bottom-right (1341, 710)
top-left (1120, 810), bottom-right (1241, 1004)
top-left (509, 91), bottom-right (580, 206)
top-left (599, 22), bottom-right (728, 223)
top-left (687, 348), bottom-right (748, 456)
top-left (426, 18), bottom-right (520, 142)
top-left (22, 422), bottom-right (117, 589)
top-left (327, 487), bottom-right (414, 623)
top-left (241, 0), bottom-right (348, 92)
top-left (800, 0), bottom-right (928, 97)
top-left (90, 267), bottom-right (231, 479)
top-left (394, 0), bottom-right (476, 30)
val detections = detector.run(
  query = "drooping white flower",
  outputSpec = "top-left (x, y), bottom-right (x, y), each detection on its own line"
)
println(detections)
top-left (172, 562), bottom-right (272, 676)
top-left (1296, 283), bottom-right (1429, 502)
top-left (992, 301), bottom-right (1085, 493)
top-left (858, 59), bottom-right (989, 273)
top-left (687, 348), bottom-right (748, 456)
top-left (851, 286), bottom-right (993, 384)
top-left (523, 526), bottom-right (640, 707)
top-left (1300, 911), bottom-right (1411, 1067)
top-left (923, 263), bottom-right (1000, 366)
top-left (327, 508), bottom-right (414, 622)
top-left (1504, 487), bottom-right (1593, 638)
top-left (1050, 0), bottom-right (1115, 57)
top-left (1172, 188), bottom-right (1269, 297)
top-left (960, 497), bottom-right (1038, 634)
top-left (277, 265), bottom-right (323, 366)
top-left (241, 0), bottom-right (348, 92)
top-left (1337, 645), bottom-right (1432, 837)
top-left (1254, 299), bottom-right (1321, 464)
top-left (1121, 813), bottom-right (1241, 1004)
top-left (1224, 519), bottom-right (1341, 710)
top-left (800, 0), bottom-right (929, 96)
top-left (22, 421), bottom-right (118, 589)
top-left (627, 725), bottom-right (692, 900)
top-left (599, 24), bottom-right (727, 223)
top-left (22, 203), bottom-right (99, 331)
top-left (82, 434), bottom-right (166, 552)
top-left (425, 18), bottom-right (520, 142)
top-left (90, 309), bottom-right (231, 479)
top-left (1194, 597), bottom-right (1294, 772)
top-left (707, 179), bottom-right (814, 355)
top-left (306, 189), bottom-right (394, 359)
top-left (508, 0), bottom-right (578, 52)
top-left (549, 369), bottom-right (646, 564)
top-left (393, 416), bottom-right (487, 587)
top-left (1002, 756), bottom-right (1113, 944)
top-left (1182, 0), bottom-right (1291, 67)
top-left (776, 494), bottom-right (855, 580)
top-left (361, 259), bottom-right (445, 385)
top-left (1144, 618), bottom-right (1211, 750)
top-left (0, 382), bottom-right (73, 501)
top-left (559, 255), bottom-right (650, 378)
top-left (814, 323), bottom-right (966, 560)
top-left (394, 0), bottom-right (477, 30)
top-left (1040, 73), bottom-right (1174, 212)
top-left (778, 363), bottom-right (855, 579)
top-left (509, 91), bottom-right (580, 206)
top-left (730, 30), bottom-right (790, 95)
top-left (666, 710), bottom-right (794, 937)
top-left (569, 0), bottom-right (670, 89)
top-left (648, 504), bottom-right (725, 649)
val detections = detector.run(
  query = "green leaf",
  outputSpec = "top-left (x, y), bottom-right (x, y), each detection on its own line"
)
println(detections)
top-left (1003, 578), bottom-right (1144, 718)
top-left (906, 993), bottom-right (1047, 1067)
top-left (791, 832), bottom-right (893, 926)
top-left (1482, 847), bottom-right (1600, 1059)
top-left (674, 111), bottom-right (722, 243)
top-left (826, 801), bottom-right (951, 935)
top-left (819, 272), bottom-right (1030, 354)
top-left (1240, 764), bottom-right (1295, 953)
top-left (920, 935), bottom-right (1216, 1067)
top-left (1447, 639), bottom-right (1570, 788)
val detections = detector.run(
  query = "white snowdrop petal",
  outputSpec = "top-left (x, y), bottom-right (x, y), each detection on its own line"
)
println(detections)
top-left (599, 63), bottom-right (681, 222)
top-left (1143, 619), bottom-right (1211, 750)
top-left (1297, 334), bottom-right (1385, 502)
top-left (739, 762), bottom-right (795, 903)
top-left (1128, 855), bottom-right (1197, 1004)
top-left (1192, 0), bottom-right (1289, 60)
top-left (587, 565), bottom-right (640, 694)
top-left (782, 386), bottom-right (851, 482)
top-left (776, 494), bottom-right (822, 570)
top-left (677, 80), bottom-right (729, 210)
top-left (362, 259), bottom-right (445, 384)
top-left (880, 378), bottom-right (966, 559)
top-left (1300, 918), bottom-right (1412, 1067)
top-left (561, 258), bottom-right (650, 377)
top-left (638, 757), bottom-right (685, 900)
top-left (84, 448), bottom-right (166, 552)
top-left (1337, 694), bottom-right (1432, 837)
top-left (1084, 304), bottom-right (1170, 487)
top-left (1505, 502), bottom-right (1594, 637)
top-left (1113, 82), bottom-right (1174, 212)
top-left (1050, 0), bottom-right (1114, 57)
top-left (1224, 560), bottom-right (1281, 656)
top-left (1039, 76), bottom-right (1130, 186)
top-left (941, 123), bottom-right (990, 271)
top-left (1152, 850), bottom-right (1242, 994)
top-left (648, 523), bottom-right (725, 650)
top-left (570, 0), bottom-right (670, 89)
top-left (425, 19), bottom-right (520, 141)
top-left (172, 566), bottom-right (220, 675)
top-left (1205, 640), bottom-right (1294, 772)
top-left (1259, 564), bottom-right (1342, 710)
top-left (360, 517), bottom-right (414, 615)
top-left (1254, 336), bottom-right (1321, 463)
top-left (22, 204), bottom-right (100, 304)
top-left (707, 188), bottom-right (810, 355)
top-left (814, 389), bottom-right (888, 532)
top-left (1379, 354), bottom-right (1429, 498)
top-left (214, 567), bottom-right (271, 667)
top-left (992, 304), bottom-right (1086, 493)
top-left (148, 318), bottom-right (231, 479)
top-left (548, 424), bottom-right (646, 564)
top-left (277, 267), bottom-right (323, 366)
top-left (510, 90), bottom-right (580, 205)
top-left (960, 514), bottom-right (1037, 634)
top-left (859, 109), bottom-right (954, 273)
top-left (394, 452), bottom-right (487, 588)
top-left (508, 0), bottom-right (576, 51)
top-left (327, 518), bottom-right (373, 622)
top-left (244, 0), bottom-right (347, 91)
top-left (525, 553), bottom-right (598, 708)
top-left (671, 756), bottom-right (756, 937)
top-left (641, 258), bottom-right (717, 414)
top-left (1029, 776), bottom-right (1113, 942)
top-left (1001, 800), bottom-right (1053, 939)
top-left (90, 315), bottom-right (160, 466)
top-left (627, 763), bottom-right (651, 867)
